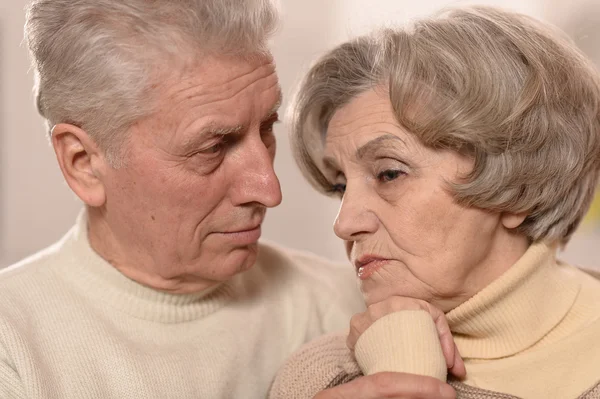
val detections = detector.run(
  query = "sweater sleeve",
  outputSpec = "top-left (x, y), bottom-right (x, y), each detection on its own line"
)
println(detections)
top-left (0, 359), bottom-right (25, 399)
top-left (269, 332), bottom-right (361, 399)
top-left (354, 310), bottom-right (447, 381)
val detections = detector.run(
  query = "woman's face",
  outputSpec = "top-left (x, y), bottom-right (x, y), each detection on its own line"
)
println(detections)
top-left (324, 88), bottom-right (528, 311)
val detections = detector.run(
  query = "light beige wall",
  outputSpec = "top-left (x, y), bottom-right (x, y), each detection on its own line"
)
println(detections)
top-left (1, 0), bottom-right (598, 268)
top-left (542, 0), bottom-right (600, 267)
top-left (0, 0), bottom-right (81, 267)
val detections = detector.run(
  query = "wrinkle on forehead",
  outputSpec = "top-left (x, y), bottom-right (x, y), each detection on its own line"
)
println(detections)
top-left (164, 57), bottom-right (278, 110)
top-left (138, 55), bottom-right (280, 152)
top-left (327, 89), bottom-right (402, 143)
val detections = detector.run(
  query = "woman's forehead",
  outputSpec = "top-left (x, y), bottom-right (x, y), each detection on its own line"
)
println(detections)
top-left (328, 89), bottom-right (394, 132)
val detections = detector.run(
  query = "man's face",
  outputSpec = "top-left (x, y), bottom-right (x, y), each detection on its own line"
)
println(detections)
top-left (97, 54), bottom-right (282, 293)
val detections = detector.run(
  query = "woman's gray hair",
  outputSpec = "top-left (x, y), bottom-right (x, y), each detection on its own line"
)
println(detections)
top-left (291, 6), bottom-right (600, 245)
top-left (25, 0), bottom-right (279, 166)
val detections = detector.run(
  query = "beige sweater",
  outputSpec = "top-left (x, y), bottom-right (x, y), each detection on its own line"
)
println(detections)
top-left (271, 243), bottom-right (600, 399)
top-left (0, 213), bottom-right (364, 398)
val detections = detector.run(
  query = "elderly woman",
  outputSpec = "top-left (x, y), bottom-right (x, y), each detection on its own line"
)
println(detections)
top-left (270, 6), bottom-right (600, 399)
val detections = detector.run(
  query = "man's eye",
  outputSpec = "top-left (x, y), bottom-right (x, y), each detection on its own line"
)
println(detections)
top-left (202, 142), bottom-right (224, 154)
top-left (261, 120), bottom-right (280, 140)
top-left (377, 169), bottom-right (404, 182)
top-left (261, 122), bottom-right (277, 133)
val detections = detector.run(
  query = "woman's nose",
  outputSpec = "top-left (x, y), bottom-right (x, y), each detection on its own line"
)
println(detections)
top-left (333, 187), bottom-right (378, 241)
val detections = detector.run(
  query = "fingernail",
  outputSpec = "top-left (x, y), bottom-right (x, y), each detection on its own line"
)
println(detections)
top-left (439, 384), bottom-right (456, 399)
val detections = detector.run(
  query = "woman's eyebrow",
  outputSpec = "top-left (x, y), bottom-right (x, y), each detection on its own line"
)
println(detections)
top-left (322, 133), bottom-right (407, 171)
top-left (356, 134), bottom-right (406, 159)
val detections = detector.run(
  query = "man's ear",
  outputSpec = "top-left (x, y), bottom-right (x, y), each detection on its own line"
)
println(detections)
top-left (501, 212), bottom-right (528, 229)
top-left (51, 123), bottom-right (107, 207)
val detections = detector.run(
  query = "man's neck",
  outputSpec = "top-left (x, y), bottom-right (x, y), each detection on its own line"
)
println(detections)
top-left (85, 206), bottom-right (218, 294)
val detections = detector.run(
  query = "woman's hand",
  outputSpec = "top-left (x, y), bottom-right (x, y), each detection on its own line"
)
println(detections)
top-left (314, 372), bottom-right (456, 399)
top-left (347, 296), bottom-right (466, 379)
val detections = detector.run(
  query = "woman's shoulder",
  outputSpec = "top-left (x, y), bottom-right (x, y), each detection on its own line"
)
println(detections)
top-left (269, 332), bottom-right (362, 399)
top-left (579, 266), bottom-right (600, 281)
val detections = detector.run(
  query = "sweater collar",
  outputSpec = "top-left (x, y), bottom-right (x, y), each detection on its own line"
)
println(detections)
top-left (54, 210), bottom-right (235, 323)
top-left (446, 242), bottom-right (581, 359)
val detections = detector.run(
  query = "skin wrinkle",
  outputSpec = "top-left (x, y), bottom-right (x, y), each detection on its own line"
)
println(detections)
top-left (166, 59), bottom-right (277, 108)
top-left (174, 81), bottom-right (281, 152)
top-left (87, 54), bottom-right (282, 293)
top-left (324, 87), bottom-right (529, 311)
top-left (156, 64), bottom-right (280, 156)
top-left (323, 134), bottom-right (405, 173)
top-left (356, 135), bottom-right (407, 161)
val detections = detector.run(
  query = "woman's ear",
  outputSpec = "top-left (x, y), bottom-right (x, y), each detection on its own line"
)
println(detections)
top-left (51, 123), bottom-right (108, 207)
top-left (501, 212), bottom-right (528, 229)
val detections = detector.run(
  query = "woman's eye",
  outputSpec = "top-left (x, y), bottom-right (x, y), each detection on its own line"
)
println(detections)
top-left (330, 183), bottom-right (347, 196)
top-left (377, 169), bottom-right (404, 182)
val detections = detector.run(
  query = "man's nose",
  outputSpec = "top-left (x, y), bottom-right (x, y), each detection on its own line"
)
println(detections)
top-left (230, 136), bottom-right (282, 208)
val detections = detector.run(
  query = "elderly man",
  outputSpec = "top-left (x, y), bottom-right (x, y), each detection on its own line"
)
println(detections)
top-left (0, 1), bottom-right (457, 398)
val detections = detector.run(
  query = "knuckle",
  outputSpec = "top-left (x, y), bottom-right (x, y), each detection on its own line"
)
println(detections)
top-left (349, 313), bottom-right (362, 326)
top-left (368, 372), bottom-right (395, 393)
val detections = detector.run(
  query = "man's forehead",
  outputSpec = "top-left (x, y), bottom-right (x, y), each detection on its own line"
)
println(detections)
top-left (160, 54), bottom-right (279, 110)
top-left (197, 88), bottom-right (282, 135)
top-left (177, 53), bottom-right (276, 86)
top-left (173, 85), bottom-right (281, 151)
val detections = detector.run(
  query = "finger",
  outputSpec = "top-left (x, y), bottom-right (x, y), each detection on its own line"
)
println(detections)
top-left (448, 342), bottom-right (467, 379)
top-left (371, 297), bottom-right (426, 319)
top-left (313, 373), bottom-right (453, 399)
top-left (313, 372), bottom-right (456, 399)
top-left (425, 303), bottom-right (455, 370)
top-left (348, 298), bottom-right (425, 350)
top-left (347, 312), bottom-right (374, 350)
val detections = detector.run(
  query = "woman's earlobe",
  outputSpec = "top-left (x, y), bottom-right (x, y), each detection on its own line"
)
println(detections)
top-left (501, 212), bottom-right (527, 229)
top-left (51, 123), bottom-right (107, 207)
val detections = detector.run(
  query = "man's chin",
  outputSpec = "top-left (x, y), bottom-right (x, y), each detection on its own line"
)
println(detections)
top-left (228, 244), bottom-right (260, 275)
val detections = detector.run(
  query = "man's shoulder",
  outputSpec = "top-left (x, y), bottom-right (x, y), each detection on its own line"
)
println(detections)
top-left (0, 246), bottom-right (66, 354)
top-left (0, 241), bottom-right (64, 289)
top-left (251, 241), bottom-right (364, 333)
top-left (269, 332), bottom-right (361, 399)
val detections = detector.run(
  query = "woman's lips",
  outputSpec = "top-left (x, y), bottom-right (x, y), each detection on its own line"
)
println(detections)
top-left (355, 256), bottom-right (390, 280)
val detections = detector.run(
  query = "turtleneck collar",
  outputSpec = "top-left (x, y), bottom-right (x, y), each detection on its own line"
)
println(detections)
top-left (53, 210), bottom-right (235, 323)
top-left (446, 242), bottom-right (581, 359)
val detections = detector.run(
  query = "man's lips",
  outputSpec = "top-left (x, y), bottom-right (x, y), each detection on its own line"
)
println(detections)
top-left (215, 223), bottom-right (263, 245)
top-left (220, 224), bottom-right (262, 234)
top-left (354, 255), bottom-right (391, 280)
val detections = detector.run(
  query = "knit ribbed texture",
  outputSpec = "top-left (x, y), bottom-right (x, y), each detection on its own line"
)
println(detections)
top-left (0, 212), bottom-right (364, 399)
top-left (271, 243), bottom-right (600, 399)
top-left (445, 242), bottom-right (600, 399)
top-left (269, 332), bottom-right (361, 399)
top-left (355, 311), bottom-right (447, 380)
top-left (446, 243), bottom-right (579, 359)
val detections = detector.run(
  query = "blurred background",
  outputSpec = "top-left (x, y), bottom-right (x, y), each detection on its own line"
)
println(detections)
top-left (0, 0), bottom-right (598, 269)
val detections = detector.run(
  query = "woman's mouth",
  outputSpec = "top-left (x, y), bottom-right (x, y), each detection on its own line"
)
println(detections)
top-left (355, 256), bottom-right (391, 280)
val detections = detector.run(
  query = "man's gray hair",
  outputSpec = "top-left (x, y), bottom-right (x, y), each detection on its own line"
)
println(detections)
top-left (25, 0), bottom-right (280, 165)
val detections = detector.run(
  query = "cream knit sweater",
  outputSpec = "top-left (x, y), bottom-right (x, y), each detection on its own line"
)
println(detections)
top-left (271, 243), bottom-right (600, 399)
top-left (0, 213), bottom-right (364, 398)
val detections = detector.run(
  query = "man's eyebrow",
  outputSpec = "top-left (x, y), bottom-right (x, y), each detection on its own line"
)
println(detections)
top-left (183, 89), bottom-right (283, 150)
top-left (199, 124), bottom-right (244, 136)
top-left (178, 124), bottom-right (241, 153)
top-left (262, 90), bottom-right (283, 122)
